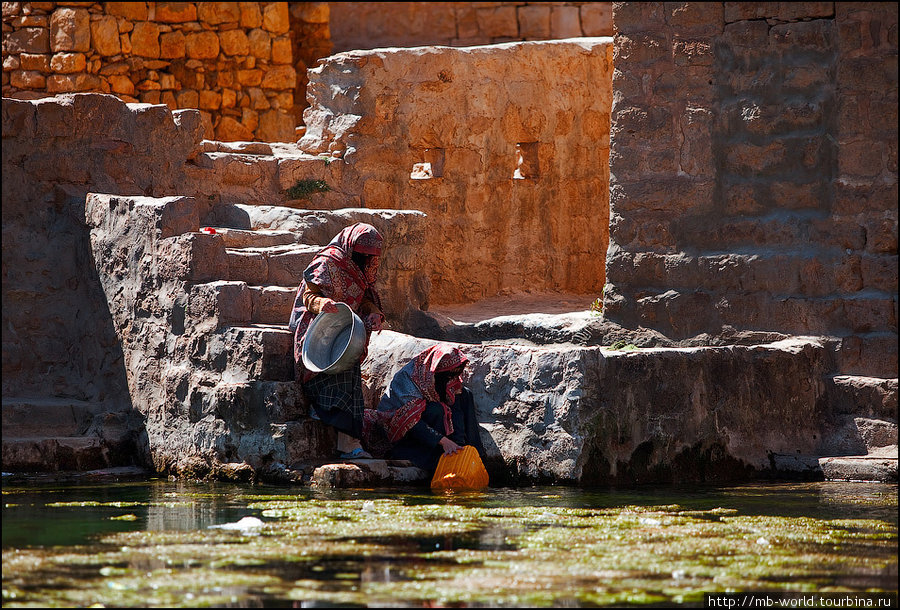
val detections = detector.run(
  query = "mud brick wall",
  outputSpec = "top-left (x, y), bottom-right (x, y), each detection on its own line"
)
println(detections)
top-left (329, 2), bottom-right (614, 52)
top-left (300, 38), bottom-right (613, 305)
top-left (1, 2), bottom-right (330, 141)
top-left (604, 2), bottom-right (898, 377)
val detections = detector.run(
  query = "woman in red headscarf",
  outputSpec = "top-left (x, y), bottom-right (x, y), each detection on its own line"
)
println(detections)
top-left (366, 344), bottom-right (486, 473)
top-left (289, 222), bottom-right (385, 459)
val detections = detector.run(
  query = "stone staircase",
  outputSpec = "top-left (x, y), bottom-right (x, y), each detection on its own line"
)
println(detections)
top-left (1, 397), bottom-right (146, 473)
top-left (81, 150), bottom-right (429, 482)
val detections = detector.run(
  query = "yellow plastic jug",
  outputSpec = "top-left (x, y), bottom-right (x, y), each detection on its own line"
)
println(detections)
top-left (430, 445), bottom-right (489, 490)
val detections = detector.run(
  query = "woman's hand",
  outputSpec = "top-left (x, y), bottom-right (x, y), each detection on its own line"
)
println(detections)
top-left (320, 298), bottom-right (339, 314)
top-left (439, 437), bottom-right (461, 455)
top-left (365, 312), bottom-right (385, 332)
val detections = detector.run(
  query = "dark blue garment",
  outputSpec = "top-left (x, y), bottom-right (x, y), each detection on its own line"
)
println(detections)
top-left (389, 388), bottom-right (486, 473)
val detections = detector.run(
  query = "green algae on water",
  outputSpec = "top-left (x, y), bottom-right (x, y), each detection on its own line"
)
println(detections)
top-left (2, 481), bottom-right (896, 608)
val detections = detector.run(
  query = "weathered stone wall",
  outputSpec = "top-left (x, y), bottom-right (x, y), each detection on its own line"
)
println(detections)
top-left (604, 2), bottom-right (898, 377)
top-left (2, 94), bottom-right (203, 404)
top-left (300, 38), bottom-right (614, 305)
top-left (1, 1), bottom-right (316, 141)
top-left (329, 2), bottom-right (614, 52)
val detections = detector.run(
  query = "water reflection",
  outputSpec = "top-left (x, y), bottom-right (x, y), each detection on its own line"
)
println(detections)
top-left (2, 479), bottom-right (897, 608)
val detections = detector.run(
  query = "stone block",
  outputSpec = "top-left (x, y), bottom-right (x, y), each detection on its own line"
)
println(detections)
top-left (722, 20), bottom-right (770, 48)
top-left (50, 52), bottom-right (86, 74)
top-left (217, 325), bottom-right (294, 382)
top-left (248, 28), bottom-right (270, 59)
top-left (262, 2), bottom-right (290, 34)
top-left (580, 3), bottom-right (613, 36)
top-left (861, 254), bottom-right (899, 293)
top-left (10, 70), bottom-right (46, 89)
top-left (612, 2), bottom-right (666, 32)
top-left (237, 68), bottom-right (262, 86)
top-left (862, 215), bottom-right (899, 255)
top-left (89, 15), bottom-right (120, 56)
top-left (251, 286), bottom-right (295, 325)
top-left (723, 2), bottom-right (780, 23)
top-left (105, 2), bottom-right (148, 20)
top-left (107, 75), bottom-right (134, 95)
top-left (219, 29), bottom-right (249, 56)
top-left (257, 108), bottom-right (295, 141)
top-left (160, 30), bottom-right (186, 59)
top-left (17, 53), bottom-right (47, 71)
top-left (477, 5), bottom-right (517, 39)
top-left (266, 247), bottom-right (317, 286)
top-left (130, 21), bottom-right (160, 59)
top-left (666, 2), bottom-right (724, 35)
top-left (187, 281), bottom-right (252, 328)
top-left (838, 56), bottom-right (897, 93)
top-left (4, 26), bottom-right (50, 54)
top-left (156, 2), bottom-right (198, 23)
top-left (271, 36), bottom-right (291, 64)
top-left (225, 248), bottom-right (268, 284)
top-left (46, 73), bottom-right (105, 93)
top-left (616, 32), bottom-right (669, 64)
top-left (809, 217), bottom-right (867, 251)
top-left (49, 7), bottom-right (90, 52)
top-left (673, 38), bottom-right (714, 66)
top-left (771, 19), bottom-right (834, 50)
top-left (550, 5), bottom-right (582, 39)
top-left (240, 2), bottom-right (263, 28)
top-left (260, 65), bottom-right (295, 90)
top-left (518, 4), bottom-right (551, 39)
top-left (839, 140), bottom-right (885, 178)
top-left (198, 1), bottom-right (240, 25)
top-left (778, 2), bottom-right (834, 21)
top-left (185, 31), bottom-right (219, 60)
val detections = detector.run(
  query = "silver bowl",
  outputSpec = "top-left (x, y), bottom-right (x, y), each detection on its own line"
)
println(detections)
top-left (301, 302), bottom-right (367, 374)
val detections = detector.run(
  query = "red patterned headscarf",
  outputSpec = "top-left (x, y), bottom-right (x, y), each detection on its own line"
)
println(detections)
top-left (373, 344), bottom-right (469, 443)
top-left (289, 223), bottom-right (384, 380)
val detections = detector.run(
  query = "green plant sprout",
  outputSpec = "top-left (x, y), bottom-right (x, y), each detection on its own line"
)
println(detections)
top-left (285, 179), bottom-right (331, 200)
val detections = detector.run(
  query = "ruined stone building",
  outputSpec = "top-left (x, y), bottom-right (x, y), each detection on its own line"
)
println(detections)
top-left (2, 3), bottom-right (897, 485)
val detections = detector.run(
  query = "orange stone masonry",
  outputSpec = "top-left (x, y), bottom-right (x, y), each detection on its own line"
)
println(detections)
top-left (1, 1), bottom-right (330, 141)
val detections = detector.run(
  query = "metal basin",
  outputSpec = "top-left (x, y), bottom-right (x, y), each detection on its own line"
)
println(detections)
top-left (301, 302), bottom-right (366, 374)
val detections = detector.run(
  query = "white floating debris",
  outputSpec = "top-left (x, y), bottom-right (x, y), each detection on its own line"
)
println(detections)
top-left (209, 516), bottom-right (264, 531)
top-left (361, 500), bottom-right (376, 512)
top-left (639, 517), bottom-right (662, 526)
top-left (756, 537), bottom-right (770, 546)
top-left (672, 569), bottom-right (687, 580)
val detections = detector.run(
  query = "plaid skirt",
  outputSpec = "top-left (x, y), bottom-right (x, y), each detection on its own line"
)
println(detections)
top-left (301, 363), bottom-right (364, 439)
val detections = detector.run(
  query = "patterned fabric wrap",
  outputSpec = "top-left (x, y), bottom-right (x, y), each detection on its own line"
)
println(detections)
top-left (289, 223), bottom-right (383, 382)
top-left (373, 345), bottom-right (469, 444)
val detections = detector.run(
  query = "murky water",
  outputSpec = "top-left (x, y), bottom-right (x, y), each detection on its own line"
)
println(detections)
top-left (2, 475), bottom-right (897, 607)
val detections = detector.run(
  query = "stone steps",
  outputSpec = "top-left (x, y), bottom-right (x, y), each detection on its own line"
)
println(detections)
top-left (187, 281), bottom-right (296, 328)
top-left (191, 324), bottom-right (295, 383)
top-left (2, 397), bottom-right (106, 437)
top-left (184, 143), bottom-right (348, 210)
top-left (1, 397), bottom-right (145, 473)
top-left (1, 436), bottom-right (112, 472)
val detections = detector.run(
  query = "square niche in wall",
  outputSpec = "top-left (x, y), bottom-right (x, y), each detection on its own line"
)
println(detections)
top-left (513, 142), bottom-right (540, 179)
top-left (410, 147), bottom-right (445, 179)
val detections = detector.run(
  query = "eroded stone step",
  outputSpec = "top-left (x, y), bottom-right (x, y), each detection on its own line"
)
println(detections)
top-left (208, 227), bottom-right (301, 249)
top-left (224, 243), bottom-right (319, 286)
top-left (188, 281), bottom-right (297, 328)
top-left (1, 397), bottom-right (105, 437)
top-left (3, 436), bottom-right (115, 472)
top-left (201, 204), bottom-right (426, 244)
top-left (826, 375), bottom-right (898, 420)
top-left (191, 324), bottom-right (294, 382)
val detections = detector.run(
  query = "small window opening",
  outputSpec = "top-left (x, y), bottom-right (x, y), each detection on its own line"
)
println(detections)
top-left (513, 142), bottom-right (540, 179)
top-left (411, 147), bottom-right (444, 179)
